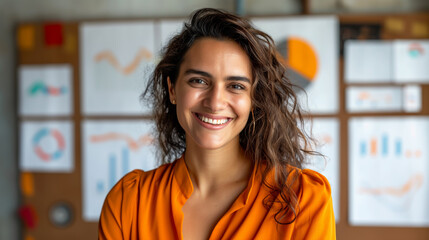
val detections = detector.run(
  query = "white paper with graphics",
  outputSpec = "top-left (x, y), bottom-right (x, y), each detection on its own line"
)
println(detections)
top-left (393, 40), bottom-right (429, 83)
top-left (251, 16), bottom-right (339, 114)
top-left (81, 22), bottom-right (156, 115)
top-left (403, 85), bottom-right (421, 112)
top-left (20, 121), bottom-right (74, 172)
top-left (349, 117), bottom-right (429, 226)
top-left (19, 65), bottom-right (73, 116)
top-left (346, 86), bottom-right (402, 113)
top-left (304, 118), bottom-right (340, 221)
top-left (82, 120), bottom-right (158, 221)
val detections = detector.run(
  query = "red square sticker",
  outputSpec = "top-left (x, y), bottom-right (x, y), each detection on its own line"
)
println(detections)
top-left (44, 23), bottom-right (63, 46)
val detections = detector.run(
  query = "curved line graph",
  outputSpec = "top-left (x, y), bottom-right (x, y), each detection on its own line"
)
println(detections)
top-left (359, 173), bottom-right (424, 197)
top-left (94, 48), bottom-right (152, 76)
top-left (89, 132), bottom-right (154, 151)
top-left (29, 82), bottom-right (67, 96)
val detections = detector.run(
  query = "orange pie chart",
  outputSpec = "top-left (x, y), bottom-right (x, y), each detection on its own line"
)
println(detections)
top-left (276, 37), bottom-right (318, 89)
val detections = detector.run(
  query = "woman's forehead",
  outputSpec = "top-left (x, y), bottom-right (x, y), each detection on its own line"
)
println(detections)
top-left (178, 38), bottom-right (252, 77)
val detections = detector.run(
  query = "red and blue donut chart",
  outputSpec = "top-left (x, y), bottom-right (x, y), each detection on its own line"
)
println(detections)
top-left (33, 128), bottom-right (65, 161)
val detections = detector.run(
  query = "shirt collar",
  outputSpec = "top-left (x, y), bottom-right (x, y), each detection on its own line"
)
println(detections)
top-left (173, 155), bottom-right (258, 206)
top-left (174, 155), bottom-right (194, 199)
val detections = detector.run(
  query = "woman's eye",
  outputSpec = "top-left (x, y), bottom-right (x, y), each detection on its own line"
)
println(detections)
top-left (230, 84), bottom-right (245, 90)
top-left (189, 78), bottom-right (207, 85)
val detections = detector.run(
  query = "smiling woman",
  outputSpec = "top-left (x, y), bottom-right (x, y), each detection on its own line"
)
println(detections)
top-left (99, 8), bottom-right (336, 240)
top-left (168, 38), bottom-right (253, 151)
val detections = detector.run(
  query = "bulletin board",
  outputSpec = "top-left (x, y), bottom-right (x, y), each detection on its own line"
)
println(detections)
top-left (336, 13), bottom-right (429, 240)
top-left (15, 12), bottom-right (429, 240)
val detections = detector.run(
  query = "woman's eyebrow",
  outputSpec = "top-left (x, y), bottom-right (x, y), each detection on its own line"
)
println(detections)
top-left (184, 69), bottom-right (212, 78)
top-left (185, 68), bottom-right (250, 83)
top-left (226, 76), bottom-right (251, 83)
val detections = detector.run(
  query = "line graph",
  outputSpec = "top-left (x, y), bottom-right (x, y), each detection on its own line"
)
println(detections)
top-left (82, 121), bottom-right (159, 221)
top-left (89, 132), bottom-right (153, 192)
top-left (349, 117), bottom-right (429, 226)
top-left (29, 81), bottom-right (68, 96)
top-left (89, 132), bottom-right (154, 151)
top-left (81, 22), bottom-right (156, 115)
top-left (360, 173), bottom-right (423, 197)
top-left (94, 48), bottom-right (152, 75)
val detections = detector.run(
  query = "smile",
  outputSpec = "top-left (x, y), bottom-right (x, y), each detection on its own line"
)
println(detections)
top-left (195, 113), bottom-right (231, 125)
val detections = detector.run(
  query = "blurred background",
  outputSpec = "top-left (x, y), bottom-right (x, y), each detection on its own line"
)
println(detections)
top-left (1, 0), bottom-right (429, 239)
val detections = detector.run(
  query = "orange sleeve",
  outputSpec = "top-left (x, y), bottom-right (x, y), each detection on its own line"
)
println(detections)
top-left (98, 170), bottom-right (142, 240)
top-left (292, 169), bottom-right (336, 239)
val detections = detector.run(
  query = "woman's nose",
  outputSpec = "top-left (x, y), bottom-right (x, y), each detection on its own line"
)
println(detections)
top-left (203, 85), bottom-right (227, 112)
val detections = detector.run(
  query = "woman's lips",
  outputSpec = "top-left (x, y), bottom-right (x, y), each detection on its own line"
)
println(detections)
top-left (193, 113), bottom-right (232, 129)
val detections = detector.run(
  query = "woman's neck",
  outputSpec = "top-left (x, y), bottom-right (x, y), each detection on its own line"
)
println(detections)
top-left (184, 140), bottom-right (252, 198)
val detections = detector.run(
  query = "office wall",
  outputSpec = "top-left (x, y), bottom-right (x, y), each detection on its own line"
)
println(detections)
top-left (0, 0), bottom-right (428, 239)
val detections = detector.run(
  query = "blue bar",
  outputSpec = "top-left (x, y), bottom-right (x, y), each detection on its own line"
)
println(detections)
top-left (96, 181), bottom-right (104, 193)
top-left (382, 134), bottom-right (388, 157)
top-left (360, 141), bottom-right (366, 156)
top-left (109, 154), bottom-right (116, 189)
top-left (395, 139), bottom-right (402, 157)
top-left (122, 147), bottom-right (129, 177)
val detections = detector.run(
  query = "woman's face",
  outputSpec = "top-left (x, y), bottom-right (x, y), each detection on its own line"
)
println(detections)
top-left (168, 37), bottom-right (253, 150)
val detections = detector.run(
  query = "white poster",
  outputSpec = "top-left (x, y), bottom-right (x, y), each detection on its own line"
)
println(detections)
top-left (346, 86), bottom-right (402, 113)
top-left (304, 118), bottom-right (340, 221)
top-left (345, 40), bottom-right (429, 83)
top-left (20, 121), bottom-right (74, 172)
top-left (349, 117), bottom-right (429, 226)
top-left (403, 85), bottom-right (421, 113)
top-left (158, 19), bottom-right (185, 54)
top-left (344, 40), bottom-right (393, 83)
top-left (80, 22), bottom-right (156, 115)
top-left (19, 65), bottom-right (73, 116)
top-left (394, 40), bottom-right (429, 83)
top-left (252, 16), bottom-right (339, 113)
top-left (82, 120), bottom-right (158, 221)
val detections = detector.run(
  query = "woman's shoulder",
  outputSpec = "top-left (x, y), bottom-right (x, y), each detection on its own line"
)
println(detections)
top-left (299, 168), bottom-right (332, 196)
top-left (294, 167), bottom-right (333, 209)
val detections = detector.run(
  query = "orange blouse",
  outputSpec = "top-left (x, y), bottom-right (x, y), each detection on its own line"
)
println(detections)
top-left (99, 156), bottom-right (336, 239)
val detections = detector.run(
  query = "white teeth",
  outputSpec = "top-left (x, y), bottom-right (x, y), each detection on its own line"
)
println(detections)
top-left (198, 115), bottom-right (228, 125)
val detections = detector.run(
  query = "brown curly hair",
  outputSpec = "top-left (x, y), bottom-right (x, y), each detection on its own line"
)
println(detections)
top-left (142, 8), bottom-right (317, 225)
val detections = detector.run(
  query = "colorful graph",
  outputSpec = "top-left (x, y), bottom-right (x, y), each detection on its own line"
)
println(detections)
top-left (29, 81), bottom-right (68, 96)
top-left (276, 37), bottom-right (318, 89)
top-left (21, 121), bottom-right (73, 172)
top-left (89, 132), bottom-right (154, 193)
top-left (349, 117), bottom-right (429, 226)
top-left (359, 134), bottom-right (422, 158)
top-left (82, 120), bottom-right (158, 221)
top-left (89, 132), bottom-right (153, 151)
top-left (408, 42), bottom-right (425, 58)
top-left (393, 40), bottom-right (429, 82)
top-left (81, 22), bottom-right (157, 114)
top-left (94, 48), bottom-right (152, 76)
top-left (19, 65), bottom-right (72, 116)
top-left (357, 91), bottom-right (392, 105)
top-left (360, 173), bottom-right (423, 197)
top-left (346, 87), bottom-right (403, 113)
top-left (32, 128), bottom-right (65, 161)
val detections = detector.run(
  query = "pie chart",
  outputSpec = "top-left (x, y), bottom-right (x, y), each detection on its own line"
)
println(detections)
top-left (276, 37), bottom-right (318, 89)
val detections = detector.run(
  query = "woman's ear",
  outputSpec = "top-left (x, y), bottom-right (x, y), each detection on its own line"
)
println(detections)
top-left (167, 77), bottom-right (176, 104)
